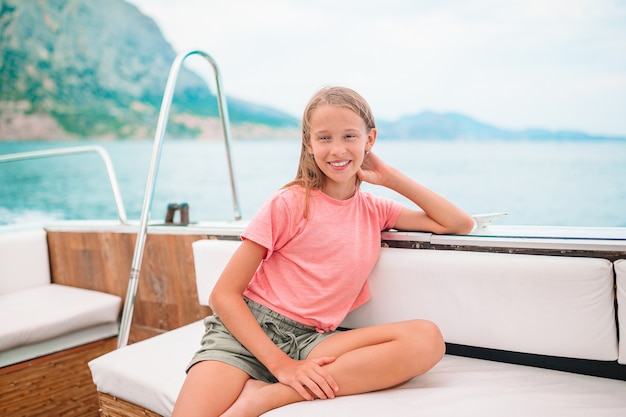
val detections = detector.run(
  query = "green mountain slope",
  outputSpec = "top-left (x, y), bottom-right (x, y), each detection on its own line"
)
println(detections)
top-left (0, 0), bottom-right (298, 140)
top-left (1, 1), bottom-right (620, 141)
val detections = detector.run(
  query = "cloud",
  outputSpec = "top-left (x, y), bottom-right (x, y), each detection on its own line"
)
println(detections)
top-left (127, 0), bottom-right (626, 136)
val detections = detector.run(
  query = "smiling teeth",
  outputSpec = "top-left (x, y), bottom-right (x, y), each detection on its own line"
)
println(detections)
top-left (330, 160), bottom-right (350, 167)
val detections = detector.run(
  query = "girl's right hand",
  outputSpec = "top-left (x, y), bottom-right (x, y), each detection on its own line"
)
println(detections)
top-left (274, 356), bottom-right (339, 401)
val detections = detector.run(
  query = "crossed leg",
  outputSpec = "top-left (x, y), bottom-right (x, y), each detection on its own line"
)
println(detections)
top-left (172, 319), bottom-right (444, 417)
top-left (172, 360), bottom-right (251, 417)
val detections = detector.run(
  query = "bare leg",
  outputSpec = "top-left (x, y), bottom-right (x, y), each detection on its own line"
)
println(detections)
top-left (220, 379), bottom-right (273, 417)
top-left (172, 360), bottom-right (250, 417)
top-left (221, 319), bottom-right (445, 417)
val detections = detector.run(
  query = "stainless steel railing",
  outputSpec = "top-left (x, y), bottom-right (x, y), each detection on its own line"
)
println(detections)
top-left (117, 49), bottom-right (242, 348)
top-left (0, 145), bottom-right (128, 223)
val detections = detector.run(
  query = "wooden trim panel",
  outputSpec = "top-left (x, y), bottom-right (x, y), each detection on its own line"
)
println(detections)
top-left (0, 338), bottom-right (116, 417)
top-left (97, 393), bottom-right (162, 417)
top-left (46, 231), bottom-right (212, 343)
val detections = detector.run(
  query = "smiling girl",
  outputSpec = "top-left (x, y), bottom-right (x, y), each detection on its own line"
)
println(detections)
top-left (172, 86), bottom-right (475, 417)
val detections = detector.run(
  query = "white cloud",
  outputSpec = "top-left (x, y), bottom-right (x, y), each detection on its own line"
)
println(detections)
top-left (127, 0), bottom-right (626, 136)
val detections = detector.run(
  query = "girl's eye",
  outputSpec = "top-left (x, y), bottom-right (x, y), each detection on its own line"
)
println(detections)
top-left (319, 136), bottom-right (330, 141)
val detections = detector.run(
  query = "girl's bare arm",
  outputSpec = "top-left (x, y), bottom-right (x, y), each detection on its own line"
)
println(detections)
top-left (358, 151), bottom-right (475, 234)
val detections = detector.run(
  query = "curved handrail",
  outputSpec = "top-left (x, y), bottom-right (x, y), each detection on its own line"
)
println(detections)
top-left (117, 49), bottom-right (242, 348)
top-left (0, 145), bottom-right (128, 223)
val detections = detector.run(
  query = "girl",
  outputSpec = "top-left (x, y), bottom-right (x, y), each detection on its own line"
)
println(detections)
top-left (172, 86), bottom-right (475, 417)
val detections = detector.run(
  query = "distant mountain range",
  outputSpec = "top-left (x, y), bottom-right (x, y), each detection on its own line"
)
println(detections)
top-left (0, 0), bottom-right (622, 141)
top-left (376, 111), bottom-right (623, 141)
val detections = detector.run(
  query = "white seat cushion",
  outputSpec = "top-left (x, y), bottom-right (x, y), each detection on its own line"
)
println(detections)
top-left (0, 322), bottom-right (119, 367)
top-left (265, 355), bottom-right (626, 417)
top-left (615, 259), bottom-right (626, 365)
top-left (342, 249), bottom-right (617, 360)
top-left (90, 320), bottom-right (204, 417)
top-left (89, 320), bottom-right (626, 417)
top-left (192, 241), bottom-right (618, 360)
top-left (0, 228), bottom-right (50, 294)
top-left (193, 239), bottom-right (241, 306)
top-left (0, 283), bottom-right (121, 351)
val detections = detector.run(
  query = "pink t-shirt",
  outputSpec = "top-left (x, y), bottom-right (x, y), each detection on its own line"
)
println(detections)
top-left (242, 186), bottom-right (403, 332)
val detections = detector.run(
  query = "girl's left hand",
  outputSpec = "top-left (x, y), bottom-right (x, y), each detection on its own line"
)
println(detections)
top-left (357, 151), bottom-right (393, 186)
top-left (274, 356), bottom-right (339, 401)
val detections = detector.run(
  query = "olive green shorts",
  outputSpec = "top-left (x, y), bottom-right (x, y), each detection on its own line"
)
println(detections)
top-left (186, 298), bottom-right (340, 383)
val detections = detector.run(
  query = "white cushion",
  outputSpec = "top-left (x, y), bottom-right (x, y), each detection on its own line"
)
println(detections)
top-left (265, 355), bottom-right (626, 417)
top-left (616, 259), bottom-right (626, 365)
top-left (342, 249), bottom-right (617, 360)
top-left (0, 322), bottom-right (119, 367)
top-left (89, 320), bottom-right (204, 417)
top-left (192, 239), bottom-right (241, 306)
top-left (0, 284), bottom-right (121, 351)
top-left (89, 320), bottom-right (626, 417)
top-left (191, 241), bottom-right (617, 360)
top-left (0, 228), bottom-right (50, 294)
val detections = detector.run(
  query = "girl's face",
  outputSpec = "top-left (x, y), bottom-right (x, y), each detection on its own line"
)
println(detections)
top-left (306, 104), bottom-right (376, 199)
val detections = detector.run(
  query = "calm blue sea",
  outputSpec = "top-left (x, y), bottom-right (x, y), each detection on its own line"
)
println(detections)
top-left (1, 139), bottom-right (625, 227)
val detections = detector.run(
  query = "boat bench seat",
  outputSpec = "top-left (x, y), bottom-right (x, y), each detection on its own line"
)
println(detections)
top-left (89, 239), bottom-right (626, 416)
top-left (0, 228), bottom-right (121, 368)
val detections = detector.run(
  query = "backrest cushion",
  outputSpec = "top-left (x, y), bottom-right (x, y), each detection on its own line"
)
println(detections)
top-left (192, 239), bottom-right (241, 306)
top-left (615, 259), bottom-right (626, 365)
top-left (0, 229), bottom-right (51, 294)
top-left (191, 239), bottom-right (618, 361)
top-left (342, 248), bottom-right (617, 361)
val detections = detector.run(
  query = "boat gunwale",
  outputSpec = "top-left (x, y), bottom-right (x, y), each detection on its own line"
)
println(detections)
top-left (27, 220), bottom-right (626, 254)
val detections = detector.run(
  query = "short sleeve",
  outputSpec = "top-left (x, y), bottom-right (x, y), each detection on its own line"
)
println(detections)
top-left (241, 188), bottom-right (301, 259)
top-left (363, 192), bottom-right (403, 231)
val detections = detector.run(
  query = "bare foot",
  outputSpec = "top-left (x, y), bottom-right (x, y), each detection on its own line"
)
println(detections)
top-left (220, 379), bottom-right (270, 417)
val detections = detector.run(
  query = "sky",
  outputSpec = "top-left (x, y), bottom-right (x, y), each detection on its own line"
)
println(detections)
top-left (126, 0), bottom-right (626, 137)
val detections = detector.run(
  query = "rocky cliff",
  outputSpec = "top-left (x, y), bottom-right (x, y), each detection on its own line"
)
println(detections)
top-left (0, 0), bottom-right (298, 140)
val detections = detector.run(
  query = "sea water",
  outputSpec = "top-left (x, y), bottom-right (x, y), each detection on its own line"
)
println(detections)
top-left (1, 138), bottom-right (625, 227)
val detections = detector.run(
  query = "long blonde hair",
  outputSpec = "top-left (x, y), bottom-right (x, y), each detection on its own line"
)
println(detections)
top-left (284, 86), bottom-right (376, 217)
